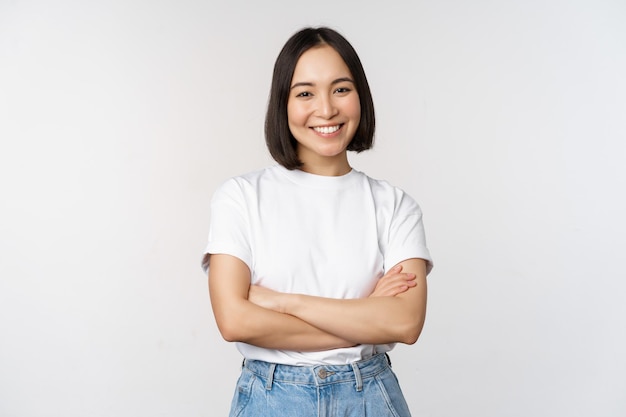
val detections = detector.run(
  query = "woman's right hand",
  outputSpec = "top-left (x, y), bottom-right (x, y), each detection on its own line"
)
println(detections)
top-left (368, 264), bottom-right (417, 298)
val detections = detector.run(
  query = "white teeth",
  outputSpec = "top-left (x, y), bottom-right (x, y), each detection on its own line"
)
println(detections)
top-left (313, 125), bottom-right (341, 134)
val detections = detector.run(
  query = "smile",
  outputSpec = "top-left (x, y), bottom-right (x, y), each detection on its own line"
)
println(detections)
top-left (312, 124), bottom-right (342, 134)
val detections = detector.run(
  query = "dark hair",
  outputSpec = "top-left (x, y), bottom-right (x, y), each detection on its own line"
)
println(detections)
top-left (265, 27), bottom-right (376, 169)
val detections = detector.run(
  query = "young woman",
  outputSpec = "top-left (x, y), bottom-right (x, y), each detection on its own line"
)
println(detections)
top-left (203, 27), bottom-right (433, 417)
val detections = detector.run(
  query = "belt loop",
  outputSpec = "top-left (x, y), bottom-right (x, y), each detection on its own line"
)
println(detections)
top-left (351, 362), bottom-right (363, 392)
top-left (265, 363), bottom-right (277, 390)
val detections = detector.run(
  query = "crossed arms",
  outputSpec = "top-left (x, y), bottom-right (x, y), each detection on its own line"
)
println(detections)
top-left (208, 254), bottom-right (428, 351)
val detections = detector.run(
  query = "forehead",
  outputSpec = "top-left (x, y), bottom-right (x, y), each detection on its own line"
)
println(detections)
top-left (291, 45), bottom-right (352, 82)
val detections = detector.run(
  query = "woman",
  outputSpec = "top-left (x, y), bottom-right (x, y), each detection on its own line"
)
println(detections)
top-left (203, 26), bottom-right (433, 417)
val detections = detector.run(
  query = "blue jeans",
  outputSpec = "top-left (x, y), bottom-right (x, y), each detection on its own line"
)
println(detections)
top-left (229, 353), bottom-right (412, 417)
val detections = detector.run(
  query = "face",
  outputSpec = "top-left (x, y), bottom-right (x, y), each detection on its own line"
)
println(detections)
top-left (287, 45), bottom-right (361, 173)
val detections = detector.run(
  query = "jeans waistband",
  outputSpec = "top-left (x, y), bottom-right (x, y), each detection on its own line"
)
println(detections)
top-left (242, 353), bottom-right (391, 391)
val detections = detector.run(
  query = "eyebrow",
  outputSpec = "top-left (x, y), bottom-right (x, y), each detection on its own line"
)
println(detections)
top-left (290, 77), bottom-right (355, 90)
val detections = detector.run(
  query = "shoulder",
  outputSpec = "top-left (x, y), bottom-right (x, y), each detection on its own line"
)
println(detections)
top-left (212, 166), bottom-right (282, 202)
top-left (358, 171), bottom-right (422, 216)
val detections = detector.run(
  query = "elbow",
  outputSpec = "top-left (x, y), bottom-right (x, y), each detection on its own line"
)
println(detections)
top-left (218, 325), bottom-right (239, 343)
top-left (401, 327), bottom-right (422, 345)
top-left (396, 318), bottom-right (425, 345)
top-left (215, 314), bottom-right (246, 343)
top-left (212, 299), bottom-right (252, 343)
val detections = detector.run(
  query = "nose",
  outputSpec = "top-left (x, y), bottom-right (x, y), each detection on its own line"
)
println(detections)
top-left (316, 94), bottom-right (338, 119)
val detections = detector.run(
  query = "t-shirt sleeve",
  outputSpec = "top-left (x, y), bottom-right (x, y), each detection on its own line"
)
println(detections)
top-left (384, 189), bottom-right (434, 275)
top-left (201, 178), bottom-right (252, 274)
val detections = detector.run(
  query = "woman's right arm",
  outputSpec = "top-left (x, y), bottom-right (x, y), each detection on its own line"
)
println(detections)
top-left (208, 253), bottom-right (356, 351)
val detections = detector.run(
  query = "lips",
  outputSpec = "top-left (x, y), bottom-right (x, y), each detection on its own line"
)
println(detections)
top-left (312, 124), bottom-right (342, 134)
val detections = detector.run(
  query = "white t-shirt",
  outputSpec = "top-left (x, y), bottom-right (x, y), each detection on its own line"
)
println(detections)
top-left (205, 165), bottom-right (432, 365)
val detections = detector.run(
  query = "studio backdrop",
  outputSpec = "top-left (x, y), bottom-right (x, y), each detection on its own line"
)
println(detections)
top-left (1, 0), bottom-right (625, 416)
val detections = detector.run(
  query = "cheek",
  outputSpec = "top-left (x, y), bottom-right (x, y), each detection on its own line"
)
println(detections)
top-left (287, 103), bottom-right (305, 127)
top-left (346, 96), bottom-right (361, 120)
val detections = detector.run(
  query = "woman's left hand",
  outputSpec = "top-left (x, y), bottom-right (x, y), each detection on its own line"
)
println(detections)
top-left (368, 265), bottom-right (417, 298)
top-left (248, 285), bottom-right (286, 313)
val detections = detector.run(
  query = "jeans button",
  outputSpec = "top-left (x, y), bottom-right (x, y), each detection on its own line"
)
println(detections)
top-left (318, 368), bottom-right (328, 379)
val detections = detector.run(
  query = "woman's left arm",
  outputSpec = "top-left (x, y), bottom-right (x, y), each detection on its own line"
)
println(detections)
top-left (248, 257), bottom-right (428, 345)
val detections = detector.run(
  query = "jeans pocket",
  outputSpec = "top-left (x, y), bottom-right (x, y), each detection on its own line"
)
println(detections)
top-left (373, 369), bottom-right (412, 417)
top-left (229, 369), bottom-right (256, 417)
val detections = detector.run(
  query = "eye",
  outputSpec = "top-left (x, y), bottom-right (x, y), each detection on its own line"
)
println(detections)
top-left (295, 91), bottom-right (313, 98)
top-left (334, 87), bottom-right (352, 94)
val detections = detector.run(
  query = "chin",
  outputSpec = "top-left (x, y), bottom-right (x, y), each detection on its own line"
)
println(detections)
top-left (317, 148), bottom-right (347, 158)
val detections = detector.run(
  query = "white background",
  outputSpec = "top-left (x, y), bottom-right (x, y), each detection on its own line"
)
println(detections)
top-left (1, 0), bottom-right (625, 416)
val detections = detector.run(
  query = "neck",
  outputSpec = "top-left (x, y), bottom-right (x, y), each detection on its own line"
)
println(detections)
top-left (299, 155), bottom-right (351, 176)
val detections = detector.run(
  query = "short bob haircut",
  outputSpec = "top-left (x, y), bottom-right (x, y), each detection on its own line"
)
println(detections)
top-left (265, 27), bottom-right (376, 170)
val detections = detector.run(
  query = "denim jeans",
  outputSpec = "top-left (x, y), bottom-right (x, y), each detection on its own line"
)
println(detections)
top-left (228, 353), bottom-right (412, 417)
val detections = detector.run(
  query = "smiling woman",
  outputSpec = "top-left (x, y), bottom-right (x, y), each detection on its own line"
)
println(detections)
top-left (203, 27), bottom-right (433, 417)
top-left (287, 45), bottom-right (361, 176)
top-left (264, 27), bottom-right (376, 172)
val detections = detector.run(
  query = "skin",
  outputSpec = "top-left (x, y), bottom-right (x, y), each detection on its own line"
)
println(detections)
top-left (209, 255), bottom-right (423, 350)
top-left (208, 43), bottom-right (428, 350)
top-left (247, 258), bottom-right (427, 345)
